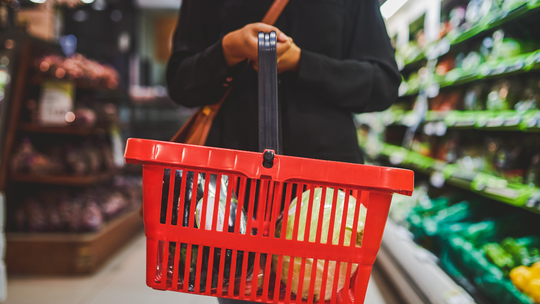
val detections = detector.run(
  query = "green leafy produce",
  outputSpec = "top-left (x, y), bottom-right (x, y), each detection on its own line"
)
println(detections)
top-left (272, 188), bottom-right (367, 301)
top-left (484, 242), bottom-right (515, 273)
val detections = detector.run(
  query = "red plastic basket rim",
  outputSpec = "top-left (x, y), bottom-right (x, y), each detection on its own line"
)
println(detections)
top-left (124, 138), bottom-right (414, 196)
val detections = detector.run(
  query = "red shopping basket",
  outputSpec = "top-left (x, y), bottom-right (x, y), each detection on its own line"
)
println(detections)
top-left (125, 32), bottom-right (414, 303)
top-left (124, 139), bottom-right (413, 303)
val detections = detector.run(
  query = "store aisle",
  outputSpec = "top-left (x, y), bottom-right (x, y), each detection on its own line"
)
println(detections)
top-left (5, 234), bottom-right (389, 304)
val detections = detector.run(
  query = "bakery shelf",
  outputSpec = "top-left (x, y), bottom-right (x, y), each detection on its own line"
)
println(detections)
top-left (11, 172), bottom-right (115, 186)
top-left (19, 123), bottom-right (107, 136)
top-left (5, 208), bottom-right (143, 275)
top-left (377, 220), bottom-right (477, 304)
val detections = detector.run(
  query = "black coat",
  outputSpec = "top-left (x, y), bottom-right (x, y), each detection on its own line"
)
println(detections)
top-left (167, 0), bottom-right (400, 164)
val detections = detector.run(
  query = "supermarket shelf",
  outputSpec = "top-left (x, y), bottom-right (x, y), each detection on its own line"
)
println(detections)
top-left (11, 172), bottom-right (115, 186)
top-left (381, 110), bottom-right (540, 133)
top-left (400, 3), bottom-right (540, 72)
top-left (6, 208), bottom-right (143, 274)
top-left (377, 220), bottom-right (476, 304)
top-left (451, 3), bottom-right (540, 46)
top-left (377, 144), bottom-right (540, 215)
top-left (30, 75), bottom-right (119, 92)
top-left (399, 50), bottom-right (540, 99)
top-left (19, 123), bottom-right (107, 136)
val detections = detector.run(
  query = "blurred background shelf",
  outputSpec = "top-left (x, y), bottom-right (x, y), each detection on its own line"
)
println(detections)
top-left (5, 208), bottom-right (143, 275)
top-left (377, 221), bottom-right (478, 304)
top-left (11, 172), bottom-right (115, 186)
top-left (19, 123), bottom-right (107, 136)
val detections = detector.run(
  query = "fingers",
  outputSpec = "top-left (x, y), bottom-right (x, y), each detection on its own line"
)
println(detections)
top-left (248, 23), bottom-right (291, 43)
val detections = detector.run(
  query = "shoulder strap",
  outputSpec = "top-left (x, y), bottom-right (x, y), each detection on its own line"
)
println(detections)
top-left (170, 0), bottom-right (290, 144)
top-left (262, 0), bottom-right (290, 25)
top-left (207, 0), bottom-right (289, 114)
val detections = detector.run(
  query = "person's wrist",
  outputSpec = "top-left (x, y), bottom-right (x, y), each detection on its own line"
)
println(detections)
top-left (222, 32), bottom-right (244, 67)
top-left (290, 45), bottom-right (301, 71)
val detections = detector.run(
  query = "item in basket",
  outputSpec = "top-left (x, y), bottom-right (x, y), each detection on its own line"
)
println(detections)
top-left (168, 173), bottom-right (253, 293)
top-left (272, 188), bottom-right (367, 301)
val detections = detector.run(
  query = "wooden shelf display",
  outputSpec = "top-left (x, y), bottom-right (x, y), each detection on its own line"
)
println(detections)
top-left (18, 123), bottom-right (107, 136)
top-left (0, 37), bottom-right (135, 276)
top-left (6, 209), bottom-right (143, 275)
top-left (11, 172), bottom-right (114, 186)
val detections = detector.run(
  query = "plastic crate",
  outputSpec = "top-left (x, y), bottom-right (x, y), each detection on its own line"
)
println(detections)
top-left (125, 139), bottom-right (414, 303)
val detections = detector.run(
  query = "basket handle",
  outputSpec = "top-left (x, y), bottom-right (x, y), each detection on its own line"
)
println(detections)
top-left (258, 32), bottom-right (280, 155)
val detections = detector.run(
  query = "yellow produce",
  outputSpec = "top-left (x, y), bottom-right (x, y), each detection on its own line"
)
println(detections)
top-left (531, 262), bottom-right (540, 278)
top-left (510, 266), bottom-right (532, 291)
top-left (527, 279), bottom-right (540, 303)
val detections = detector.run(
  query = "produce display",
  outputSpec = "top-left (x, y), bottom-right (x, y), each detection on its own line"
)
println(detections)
top-left (511, 262), bottom-right (540, 303)
top-left (396, 0), bottom-right (540, 67)
top-left (391, 186), bottom-right (540, 304)
top-left (12, 176), bottom-right (142, 233)
top-left (158, 172), bottom-right (367, 301)
top-left (34, 53), bottom-right (120, 89)
top-left (11, 137), bottom-right (116, 176)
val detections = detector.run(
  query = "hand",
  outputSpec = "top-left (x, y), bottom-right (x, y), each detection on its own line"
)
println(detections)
top-left (277, 42), bottom-right (301, 73)
top-left (252, 41), bottom-right (301, 73)
top-left (222, 23), bottom-right (292, 67)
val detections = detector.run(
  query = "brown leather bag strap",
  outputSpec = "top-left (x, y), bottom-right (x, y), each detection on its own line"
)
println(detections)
top-left (262, 0), bottom-right (290, 25)
top-left (170, 0), bottom-right (290, 144)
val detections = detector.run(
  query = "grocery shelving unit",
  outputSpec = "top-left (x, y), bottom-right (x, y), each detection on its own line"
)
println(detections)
top-left (378, 221), bottom-right (478, 304)
top-left (368, 0), bottom-right (540, 303)
top-left (0, 34), bottom-right (142, 275)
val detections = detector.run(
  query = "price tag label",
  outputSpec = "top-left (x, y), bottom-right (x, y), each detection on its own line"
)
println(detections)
top-left (38, 81), bottom-right (74, 125)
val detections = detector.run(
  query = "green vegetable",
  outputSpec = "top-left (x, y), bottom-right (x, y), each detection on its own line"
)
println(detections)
top-left (484, 243), bottom-right (515, 273)
top-left (502, 238), bottom-right (534, 267)
top-left (272, 188), bottom-right (367, 301)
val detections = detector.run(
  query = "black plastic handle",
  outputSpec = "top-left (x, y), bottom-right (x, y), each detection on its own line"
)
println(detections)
top-left (258, 31), bottom-right (279, 154)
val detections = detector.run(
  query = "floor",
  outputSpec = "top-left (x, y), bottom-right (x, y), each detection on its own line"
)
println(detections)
top-left (4, 234), bottom-right (392, 304)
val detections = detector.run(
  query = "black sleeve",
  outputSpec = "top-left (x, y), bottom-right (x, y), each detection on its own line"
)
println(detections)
top-left (297, 0), bottom-right (401, 113)
top-left (166, 0), bottom-right (233, 108)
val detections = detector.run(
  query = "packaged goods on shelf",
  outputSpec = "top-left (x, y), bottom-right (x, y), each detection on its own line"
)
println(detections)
top-left (10, 137), bottom-right (115, 176)
top-left (12, 176), bottom-right (142, 233)
top-left (34, 54), bottom-right (120, 89)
